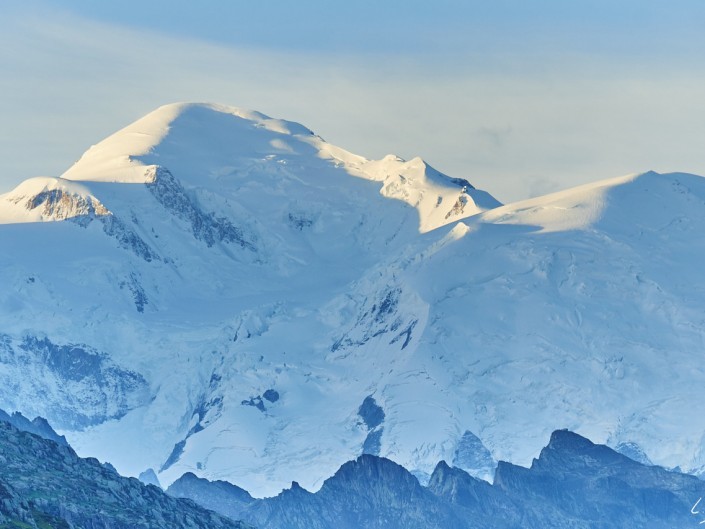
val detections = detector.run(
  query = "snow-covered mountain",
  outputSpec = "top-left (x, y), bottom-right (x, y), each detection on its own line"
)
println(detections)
top-left (1, 102), bottom-right (704, 497)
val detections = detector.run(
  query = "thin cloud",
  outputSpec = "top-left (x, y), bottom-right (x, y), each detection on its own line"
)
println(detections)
top-left (1, 6), bottom-right (705, 204)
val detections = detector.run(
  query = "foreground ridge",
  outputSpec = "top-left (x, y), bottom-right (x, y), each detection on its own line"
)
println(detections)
top-left (169, 430), bottom-right (705, 529)
top-left (6, 412), bottom-right (700, 529)
top-left (0, 414), bottom-right (253, 529)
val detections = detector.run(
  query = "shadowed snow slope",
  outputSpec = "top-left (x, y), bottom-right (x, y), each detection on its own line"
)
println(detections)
top-left (1, 102), bottom-right (704, 498)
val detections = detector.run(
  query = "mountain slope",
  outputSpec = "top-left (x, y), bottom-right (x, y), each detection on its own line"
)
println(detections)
top-left (0, 102), bottom-right (704, 497)
top-left (0, 417), bottom-right (253, 529)
top-left (168, 430), bottom-right (705, 529)
top-left (60, 102), bottom-right (499, 232)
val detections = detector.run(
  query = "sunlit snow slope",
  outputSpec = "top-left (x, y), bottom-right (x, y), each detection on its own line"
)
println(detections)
top-left (1, 102), bottom-right (704, 497)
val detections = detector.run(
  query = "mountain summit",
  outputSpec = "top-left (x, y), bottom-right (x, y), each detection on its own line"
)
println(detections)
top-left (58, 102), bottom-right (500, 232)
top-left (0, 103), bottom-right (704, 497)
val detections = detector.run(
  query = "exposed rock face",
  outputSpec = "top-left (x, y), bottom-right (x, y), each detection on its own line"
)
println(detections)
top-left (0, 478), bottom-right (38, 528)
top-left (358, 396), bottom-right (385, 456)
top-left (138, 468), bottom-right (162, 489)
top-left (0, 334), bottom-right (151, 429)
top-left (168, 472), bottom-right (254, 522)
top-left (146, 166), bottom-right (256, 250)
top-left (25, 187), bottom-right (110, 220)
top-left (99, 213), bottom-right (160, 262)
top-left (202, 458), bottom-right (469, 528)
top-left (2, 387), bottom-right (704, 529)
top-left (0, 408), bottom-right (68, 446)
top-left (488, 429), bottom-right (702, 528)
top-left (0, 419), bottom-right (253, 529)
top-left (452, 430), bottom-right (496, 481)
top-left (170, 430), bottom-right (705, 529)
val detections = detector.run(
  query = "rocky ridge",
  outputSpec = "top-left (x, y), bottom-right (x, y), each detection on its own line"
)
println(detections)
top-left (169, 430), bottom-right (705, 529)
top-left (0, 415), bottom-right (253, 529)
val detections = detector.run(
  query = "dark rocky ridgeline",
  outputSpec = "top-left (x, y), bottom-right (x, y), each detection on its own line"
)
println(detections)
top-left (0, 420), bottom-right (254, 529)
top-left (6, 405), bottom-right (700, 529)
top-left (170, 430), bottom-right (705, 529)
top-left (488, 429), bottom-right (705, 528)
top-left (169, 455), bottom-right (464, 529)
top-left (426, 461), bottom-right (519, 528)
top-left (243, 454), bottom-right (464, 529)
top-left (167, 472), bottom-right (254, 521)
top-left (0, 409), bottom-right (68, 446)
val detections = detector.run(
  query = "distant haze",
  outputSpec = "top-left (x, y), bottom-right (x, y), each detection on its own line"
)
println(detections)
top-left (1, 1), bottom-right (705, 203)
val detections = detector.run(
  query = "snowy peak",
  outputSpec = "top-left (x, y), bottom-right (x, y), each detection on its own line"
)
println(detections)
top-left (56, 102), bottom-right (499, 233)
top-left (355, 154), bottom-right (501, 232)
top-left (61, 102), bottom-right (316, 185)
top-left (0, 176), bottom-right (110, 224)
top-left (4, 101), bottom-right (705, 502)
top-left (479, 169), bottom-right (705, 233)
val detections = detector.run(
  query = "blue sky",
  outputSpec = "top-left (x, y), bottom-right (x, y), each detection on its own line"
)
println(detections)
top-left (2, 1), bottom-right (705, 202)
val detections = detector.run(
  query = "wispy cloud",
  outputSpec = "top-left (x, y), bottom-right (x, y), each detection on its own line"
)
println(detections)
top-left (1, 4), bottom-right (705, 203)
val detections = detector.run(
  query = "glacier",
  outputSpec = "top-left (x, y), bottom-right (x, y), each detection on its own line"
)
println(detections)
top-left (0, 102), bottom-right (704, 497)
